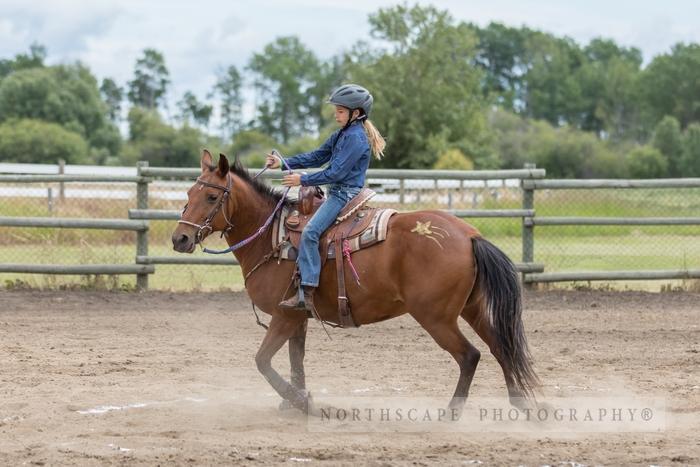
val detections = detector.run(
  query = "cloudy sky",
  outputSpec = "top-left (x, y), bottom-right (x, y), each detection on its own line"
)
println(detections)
top-left (2, 0), bottom-right (698, 117)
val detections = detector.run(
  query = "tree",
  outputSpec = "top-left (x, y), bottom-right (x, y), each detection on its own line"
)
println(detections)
top-left (522, 32), bottom-right (586, 127)
top-left (346, 4), bottom-right (488, 169)
top-left (226, 129), bottom-right (278, 166)
top-left (0, 64), bottom-right (118, 153)
top-left (0, 118), bottom-right (90, 164)
top-left (306, 57), bottom-right (345, 133)
top-left (640, 43), bottom-right (700, 129)
top-left (575, 39), bottom-right (643, 139)
top-left (472, 22), bottom-right (530, 111)
top-left (248, 36), bottom-right (321, 143)
top-left (176, 91), bottom-right (213, 128)
top-left (626, 146), bottom-right (668, 178)
top-left (100, 78), bottom-right (123, 122)
top-left (652, 116), bottom-right (683, 176)
top-left (680, 123), bottom-right (700, 176)
top-left (213, 65), bottom-right (244, 140)
top-left (0, 43), bottom-right (46, 80)
top-left (127, 48), bottom-right (170, 110)
top-left (121, 107), bottom-right (206, 166)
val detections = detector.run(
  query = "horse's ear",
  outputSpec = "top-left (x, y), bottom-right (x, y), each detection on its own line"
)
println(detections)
top-left (201, 149), bottom-right (213, 172)
top-left (217, 153), bottom-right (230, 175)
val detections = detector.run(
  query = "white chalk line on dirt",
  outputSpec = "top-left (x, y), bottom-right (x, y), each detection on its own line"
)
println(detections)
top-left (76, 396), bottom-right (208, 415)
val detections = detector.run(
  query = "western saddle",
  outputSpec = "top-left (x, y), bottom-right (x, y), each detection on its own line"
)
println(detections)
top-left (271, 187), bottom-right (396, 328)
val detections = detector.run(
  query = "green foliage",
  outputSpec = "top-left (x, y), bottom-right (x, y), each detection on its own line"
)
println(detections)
top-left (488, 109), bottom-right (625, 177)
top-left (575, 39), bottom-right (643, 138)
top-left (347, 4), bottom-right (488, 169)
top-left (640, 43), bottom-right (700, 129)
top-left (433, 148), bottom-right (474, 170)
top-left (4, 9), bottom-right (700, 175)
top-left (652, 116), bottom-right (683, 176)
top-left (0, 43), bottom-right (46, 80)
top-left (522, 32), bottom-right (586, 126)
top-left (227, 129), bottom-right (326, 168)
top-left (0, 118), bottom-right (90, 163)
top-left (0, 64), bottom-right (117, 152)
top-left (227, 129), bottom-right (278, 166)
top-left (472, 22), bottom-right (530, 110)
top-left (121, 107), bottom-right (204, 166)
top-left (248, 36), bottom-right (322, 143)
top-left (625, 146), bottom-right (668, 178)
top-left (213, 65), bottom-right (244, 139)
top-left (127, 48), bottom-right (170, 110)
top-left (680, 123), bottom-right (700, 176)
top-left (100, 78), bottom-right (123, 122)
top-left (176, 91), bottom-right (212, 128)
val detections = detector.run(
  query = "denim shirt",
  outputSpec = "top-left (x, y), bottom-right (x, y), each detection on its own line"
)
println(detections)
top-left (284, 121), bottom-right (370, 188)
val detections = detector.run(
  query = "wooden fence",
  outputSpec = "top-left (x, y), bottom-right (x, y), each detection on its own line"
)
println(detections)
top-left (520, 178), bottom-right (700, 283)
top-left (2, 162), bottom-right (699, 289)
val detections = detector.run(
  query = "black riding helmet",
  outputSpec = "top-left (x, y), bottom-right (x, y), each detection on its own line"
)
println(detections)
top-left (327, 84), bottom-right (373, 121)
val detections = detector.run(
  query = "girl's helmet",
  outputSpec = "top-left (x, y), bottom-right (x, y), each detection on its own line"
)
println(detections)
top-left (328, 84), bottom-right (373, 117)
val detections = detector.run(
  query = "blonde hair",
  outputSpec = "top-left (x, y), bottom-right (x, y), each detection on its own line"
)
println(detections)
top-left (362, 119), bottom-right (386, 160)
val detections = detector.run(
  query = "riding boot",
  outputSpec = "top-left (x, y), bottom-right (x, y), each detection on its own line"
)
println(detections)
top-left (279, 285), bottom-right (316, 312)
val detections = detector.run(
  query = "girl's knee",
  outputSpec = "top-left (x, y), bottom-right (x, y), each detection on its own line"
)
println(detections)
top-left (301, 225), bottom-right (321, 241)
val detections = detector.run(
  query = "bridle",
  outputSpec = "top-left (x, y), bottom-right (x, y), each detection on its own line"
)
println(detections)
top-left (178, 173), bottom-right (234, 245)
top-left (177, 151), bottom-right (293, 255)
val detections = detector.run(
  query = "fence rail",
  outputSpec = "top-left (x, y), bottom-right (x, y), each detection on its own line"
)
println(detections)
top-left (1, 161), bottom-right (699, 288)
top-left (0, 216), bottom-right (148, 230)
top-left (0, 264), bottom-right (154, 275)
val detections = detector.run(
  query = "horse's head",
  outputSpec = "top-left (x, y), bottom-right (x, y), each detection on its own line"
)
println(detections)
top-left (171, 149), bottom-right (234, 253)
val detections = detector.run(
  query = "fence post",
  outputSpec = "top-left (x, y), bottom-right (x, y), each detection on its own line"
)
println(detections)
top-left (399, 178), bottom-right (405, 205)
top-left (522, 163), bottom-right (535, 285)
top-left (136, 161), bottom-right (149, 291)
top-left (47, 187), bottom-right (54, 214)
top-left (58, 159), bottom-right (65, 201)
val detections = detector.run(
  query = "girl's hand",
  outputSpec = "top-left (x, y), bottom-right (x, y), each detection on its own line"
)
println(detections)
top-left (265, 154), bottom-right (280, 169)
top-left (282, 173), bottom-right (302, 187)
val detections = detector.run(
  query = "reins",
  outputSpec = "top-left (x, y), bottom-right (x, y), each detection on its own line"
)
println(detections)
top-left (178, 150), bottom-right (292, 257)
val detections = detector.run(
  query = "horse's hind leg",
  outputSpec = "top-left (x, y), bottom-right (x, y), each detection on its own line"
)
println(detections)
top-left (279, 319), bottom-right (308, 411)
top-left (255, 313), bottom-right (310, 413)
top-left (414, 315), bottom-right (480, 417)
top-left (460, 297), bottom-right (525, 406)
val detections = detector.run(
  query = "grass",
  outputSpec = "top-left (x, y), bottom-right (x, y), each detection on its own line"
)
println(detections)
top-left (1, 232), bottom-right (698, 291)
top-left (1, 185), bottom-right (699, 290)
top-left (0, 243), bottom-right (246, 291)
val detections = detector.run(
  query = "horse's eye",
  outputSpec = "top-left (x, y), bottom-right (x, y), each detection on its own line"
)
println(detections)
top-left (207, 194), bottom-right (218, 202)
top-left (181, 203), bottom-right (188, 214)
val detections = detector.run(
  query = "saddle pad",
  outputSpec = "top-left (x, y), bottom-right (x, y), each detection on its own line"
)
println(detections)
top-left (272, 206), bottom-right (396, 261)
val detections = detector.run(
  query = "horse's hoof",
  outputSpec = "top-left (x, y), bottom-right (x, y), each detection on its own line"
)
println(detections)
top-left (509, 395), bottom-right (531, 410)
top-left (280, 390), bottom-right (312, 413)
top-left (278, 399), bottom-right (295, 411)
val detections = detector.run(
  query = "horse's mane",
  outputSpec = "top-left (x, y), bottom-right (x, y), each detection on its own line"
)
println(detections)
top-left (229, 157), bottom-right (292, 207)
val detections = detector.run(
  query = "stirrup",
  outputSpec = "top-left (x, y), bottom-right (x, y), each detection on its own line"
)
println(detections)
top-left (279, 285), bottom-right (307, 310)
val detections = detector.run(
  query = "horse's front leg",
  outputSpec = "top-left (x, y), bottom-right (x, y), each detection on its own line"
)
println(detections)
top-left (255, 313), bottom-right (310, 412)
top-left (279, 319), bottom-right (309, 411)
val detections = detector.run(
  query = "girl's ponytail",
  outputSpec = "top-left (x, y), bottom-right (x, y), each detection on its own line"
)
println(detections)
top-left (362, 119), bottom-right (386, 160)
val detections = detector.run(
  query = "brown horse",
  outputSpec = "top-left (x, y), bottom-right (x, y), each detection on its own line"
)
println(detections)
top-left (172, 150), bottom-right (538, 414)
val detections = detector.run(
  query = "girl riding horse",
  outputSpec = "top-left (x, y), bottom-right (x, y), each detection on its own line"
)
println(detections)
top-left (266, 84), bottom-right (385, 313)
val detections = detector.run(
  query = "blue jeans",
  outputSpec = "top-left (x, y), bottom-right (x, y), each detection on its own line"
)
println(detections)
top-left (298, 185), bottom-right (362, 287)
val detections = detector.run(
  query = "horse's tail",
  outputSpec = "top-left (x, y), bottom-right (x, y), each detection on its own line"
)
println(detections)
top-left (471, 236), bottom-right (539, 397)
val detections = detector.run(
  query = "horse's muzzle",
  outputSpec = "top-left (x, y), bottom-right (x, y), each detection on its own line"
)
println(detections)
top-left (172, 232), bottom-right (196, 253)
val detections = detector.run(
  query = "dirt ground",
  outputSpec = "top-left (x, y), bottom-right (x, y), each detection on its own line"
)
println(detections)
top-left (0, 288), bottom-right (698, 466)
